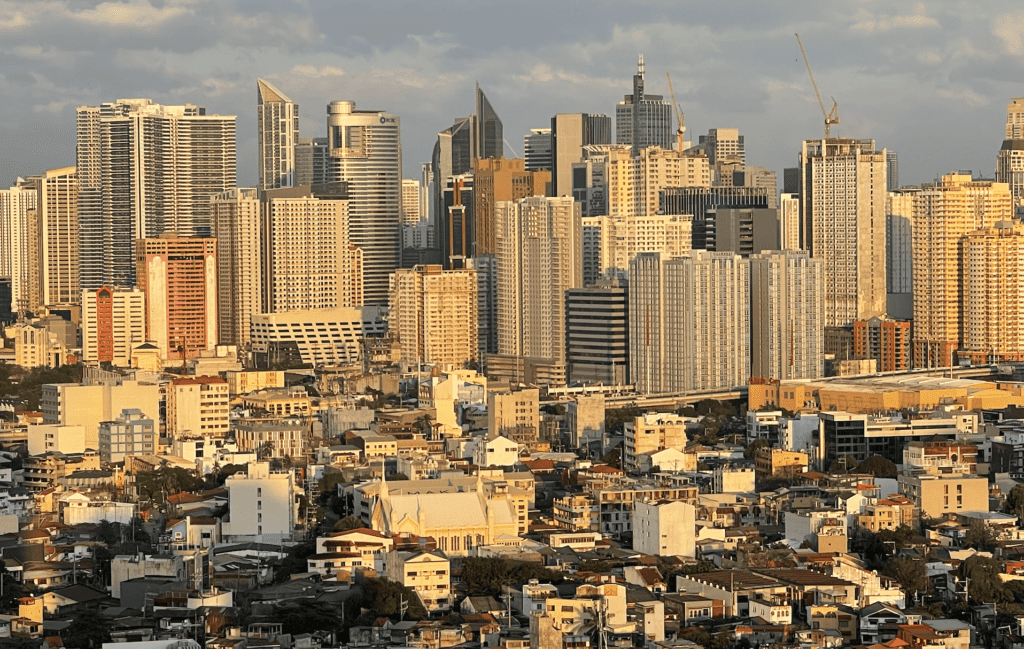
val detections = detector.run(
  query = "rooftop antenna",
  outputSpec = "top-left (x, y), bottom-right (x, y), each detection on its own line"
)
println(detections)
top-left (795, 34), bottom-right (840, 138)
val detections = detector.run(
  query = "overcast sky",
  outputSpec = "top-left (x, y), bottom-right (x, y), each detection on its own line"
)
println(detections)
top-left (2, 0), bottom-right (1023, 188)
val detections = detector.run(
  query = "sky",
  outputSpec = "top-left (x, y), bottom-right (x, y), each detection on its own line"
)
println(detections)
top-left (2, 0), bottom-right (1024, 188)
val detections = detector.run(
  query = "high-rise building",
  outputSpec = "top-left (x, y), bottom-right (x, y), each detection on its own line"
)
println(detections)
top-left (476, 84), bottom-right (503, 161)
top-left (565, 277), bottom-right (628, 386)
top-left (551, 113), bottom-right (612, 198)
top-left (388, 264), bottom-right (478, 369)
top-left (467, 255), bottom-right (497, 360)
top-left (135, 235), bottom-right (218, 360)
top-left (495, 196), bottom-right (582, 369)
top-left (1005, 98), bottom-right (1024, 139)
top-left (326, 100), bottom-right (401, 304)
top-left (438, 175), bottom-right (474, 267)
top-left (37, 167), bottom-right (80, 309)
top-left (699, 128), bottom-right (745, 165)
top-left (712, 162), bottom-right (778, 208)
top-left (76, 99), bottom-right (236, 290)
top-left (660, 185), bottom-right (771, 250)
top-left (402, 179), bottom-right (422, 225)
top-left (295, 137), bottom-right (330, 187)
top-left (615, 55), bottom-right (674, 155)
top-left (779, 193), bottom-right (801, 251)
top-left (799, 138), bottom-right (887, 328)
top-left (886, 189), bottom-right (917, 320)
top-left (257, 79), bottom-right (299, 190)
top-left (960, 221), bottom-right (1024, 364)
top-left (524, 128), bottom-right (553, 172)
top-left (912, 174), bottom-right (1012, 367)
top-left (629, 251), bottom-right (750, 394)
top-left (886, 151), bottom-right (899, 191)
top-left (472, 158), bottom-right (550, 256)
top-left (703, 208), bottom-right (783, 256)
top-left (211, 188), bottom-right (262, 347)
top-left (853, 317), bottom-right (911, 372)
top-left (81, 286), bottom-right (146, 367)
top-left (582, 214), bottom-right (691, 282)
top-left (260, 184), bottom-right (362, 314)
top-left (0, 177), bottom-right (39, 315)
top-left (166, 375), bottom-right (230, 437)
top-left (997, 99), bottom-right (1024, 208)
top-left (750, 250), bottom-right (824, 381)
top-left (0, 278), bottom-right (12, 324)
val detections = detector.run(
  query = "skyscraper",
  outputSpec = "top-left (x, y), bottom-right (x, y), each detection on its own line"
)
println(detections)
top-left (495, 196), bottom-right (582, 369)
top-left (524, 128), bottom-right (553, 172)
top-left (699, 128), bottom-right (745, 165)
top-left (136, 235), bottom-right (218, 360)
top-left (565, 277), bottom-right (628, 386)
top-left (799, 138), bottom-right (887, 328)
top-left (326, 100), bottom-right (401, 305)
top-left (211, 187), bottom-right (262, 347)
top-left (257, 79), bottom-right (299, 190)
top-left (886, 151), bottom-right (899, 191)
top-left (402, 179), bottom-right (422, 225)
top-left (476, 84), bottom-right (503, 161)
top-left (473, 158), bottom-right (550, 256)
top-left (912, 173), bottom-right (1012, 367)
top-left (388, 264), bottom-right (478, 368)
top-left (551, 113), bottom-right (612, 198)
top-left (629, 251), bottom-right (750, 394)
top-left (615, 55), bottom-right (674, 155)
top-left (960, 221), bottom-right (1024, 364)
top-left (77, 99), bottom-right (236, 289)
top-left (0, 177), bottom-right (38, 315)
top-left (37, 167), bottom-right (79, 309)
top-left (260, 184), bottom-right (363, 313)
top-left (750, 250), bottom-right (824, 381)
top-left (886, 188), bottom-right (917, 320)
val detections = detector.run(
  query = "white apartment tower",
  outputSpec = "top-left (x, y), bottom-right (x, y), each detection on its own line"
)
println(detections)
top-left (76, 98), bottom-right (236, 289)
top-left (629, 251), bottom-right (750, 394)
top-left (80, 287), bottom-right (146, 367)
top-left (38, 167), bottom-right (80, 308)
top-left (401, 178), bottom-right (422, 225)
top-left (261, 186), bottom-right (363, 313)
top-left (326, 100), bottom-right (402, 305)
top-left (615, 55), bottom-right (674, 154)
top-left (997, 99), bottom-right (1024, 207)
top-left (960, 221), bottom-right (1024, 364)
top-left (257, 79), bottom-right (299, 190)
top-left (750, 250), bottom-right (824, 381)
top-left (495, 196), bottom-right (582, 365)
top-left (799, 138), bottom-right (887, 328)
top-left (700, 128), bottom-right (745, 165)
top-left (389, 264), bottom-right (478, 369)
top-left (0, 177), bottom-right (39, 314)
top-left (212, 188), bottom-right (262, 347)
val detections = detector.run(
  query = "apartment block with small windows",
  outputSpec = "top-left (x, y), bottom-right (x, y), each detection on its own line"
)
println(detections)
top-left (897, 473), bottom-right (987, 519)
top-left (166, 376), bottom-right (230, 437)
top-left (385, 550), bottom-right (451, 612)
top-left (222, 462), bottom-right (297, 543)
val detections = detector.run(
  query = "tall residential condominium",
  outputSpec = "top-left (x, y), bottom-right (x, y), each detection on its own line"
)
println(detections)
top-left (402, 179), bottom-right (422, 225)
top-left (997, 99), bottom-right (1024, 207)
top-left (699, 128), bottom-right (745, 165)
top-left (211, 188), bottom-right (262, 347)
top-left (582, 214), bottom-right (691, 283)
top-left (326, 100), bottom-right (401, 304)
top-left (779, 193), bottom-right (801, 251)
top-left (467, 255), bottom-right (497, 359)
top-left (260, 185), bottom-right (363, 314)
top-left (388, 264), bottom-right (478, 369)
top-left (495, 196), bottom-right (582, 367)
top-left (135, 235), bottom-right (218, 360)
top-left (81, 286), bottom-right (146, 367)
top-left (0, 177), bottom-right (39, 314)
top-left (853, 317), bottom-right (911, 372)
top-left (295, 137), bottom-right (330, 186)
top-left (38, 167), bottom-right (80, 308)
top-left (960, 221), bottom-right (1024, 364)
top-left (473, 158), bottom-right (551, 256)
top-left (912, 174), bottom-right (1012, 367)
top-left (524, 128), bottom-right (553, 171)
top-left (886, 151), bottom-right (899, 191)
top-left (749, 250), bottom-right (824, 381)
top-left (257, 79), bottom-right (299, 190)
top-left (551, 113), bottom-right (612, 198)
top-left (886, 188), bottom-right (918, 320)
top-left (565, 276), bottom-right (628, 386)
top-left (799, 138), bottom-right (887, 328)
top-left (76, 98), bottom-right (236, 290)
top-left (615, 55), bottom-right (674, 155)
top-left (629, 250), bottom-right (750, 394)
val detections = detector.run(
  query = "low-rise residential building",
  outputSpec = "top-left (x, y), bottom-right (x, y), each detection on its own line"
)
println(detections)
top-left (632, 499), bottom-right (695, 558)
top-left (898, 473), bottom-right (988, 519)
top-left (553, 495), bottom-right (600, 532)
top-left (624, 413), bottom-right (698, 473)
top-left (590, 479), bottom-right (700, 537)
top-left (233, 416), bottom-right (307, 460)
top-left (755, 448), bottom-right (809, 481)
top-left (385, 550), bottom-right (451, 612)
top-left (315, 528), bottom-right (394, 573)
top-left (166, 376), bottom-right (230, 437)
top-left (221, 462), bottom-right (298, 543)
top-left (98, 409), bottom-right (155, 465)
top-left (856, 497), bottom-right (917, 532)
top-left (860, 602), bottom-right (914, 645)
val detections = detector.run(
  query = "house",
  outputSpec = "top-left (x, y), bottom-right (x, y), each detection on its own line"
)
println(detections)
top-left (384, 550), bottom-right (451, 612)
top-left (808, 604), bottom-right (858, 644)
top-left (314, 528), bottom-right (394, 572)
top-left (161, 516), bottom-right (221, 551)
top-left (624, 566), bottom-right (667, 594)
top-left (39, 584), bottom-right (107, 614)
top-left (860, 602), bottom-right (915, 645)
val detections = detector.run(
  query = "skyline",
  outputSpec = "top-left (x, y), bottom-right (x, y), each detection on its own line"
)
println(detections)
top-left (2, 1), bottom-right (1024, 186)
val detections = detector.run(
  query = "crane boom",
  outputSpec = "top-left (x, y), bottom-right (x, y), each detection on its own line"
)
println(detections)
top-left (665, 72), bottom-right (686, 153)
top-left (795, 33), bottom-right (839, 138)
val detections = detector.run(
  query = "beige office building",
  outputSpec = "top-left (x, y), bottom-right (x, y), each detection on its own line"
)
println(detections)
top-left (495, 196), bottom-right (581, 369)
top-left (401, 178), bottom-right (422, 225)
top-left (750, 250), bottom-right (824, 381)
top-left (898, 473), bottom-right (988, 519)
top-left (799, 139), bottom-right (887, 328)
top-left (261, 186), bottom-right (362, 313)
top-left (37, 167), bottom-right (79, 308)
top-left (960, 221), bottom-right (1024, 363)
top-left (912, 174), bottom-right (1012, 367)
top-left (211, 188), bottom-right (262, 347)
top-left (389, 265), bottom-right (478, 369)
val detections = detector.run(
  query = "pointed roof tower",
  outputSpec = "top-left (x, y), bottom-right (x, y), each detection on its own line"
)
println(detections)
top-left (475, 83), bottom-right (504, 160)
top-left (257, 78), bottom-right (292, 105)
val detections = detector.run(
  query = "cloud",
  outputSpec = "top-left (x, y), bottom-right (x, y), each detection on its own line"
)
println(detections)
top-left (993, 12), bottom-right (1024, 54)
top-left (851, 3), bottom-right (939, 33)
top-left (937, 87), bottom-right (991, 108)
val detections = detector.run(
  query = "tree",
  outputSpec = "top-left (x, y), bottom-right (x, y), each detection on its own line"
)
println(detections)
top-left (960, 555), bottom-right (1012, 603)
top-left (961, 520), bottom-right (998, 551)
top-left (333, 516), bottom-right (365, 532)
top-left (0, 559), bottom-right (23, 611)
top-left (600, 448), bottom-right (621, 470)
top-left (275, 539), bottom-right (316, 583)
top-left (744, 439), bottom-right (770, 460)
top-left (388, 473), bottom-right (409, 481)
top-left (828, 454), bottom-right (859, 473)
top-left (461, 557), bottom-right (558, 597)
top-left (63, 608), bottom-right (111, 649)
top-left (273, 600), bottom-right (344, 635)
top-left (1006, 483), bottom-right (1024, 519)
top-left (605, 405), bottom-right (643, 434)
top-left (876, 525), bottom-right (916, 551)
top-left (883, 557), bottom-right (931, 596)
top-left (362, 577), bottom-right (427, 619)
top-left (856, 455), bottom-right (898, 477)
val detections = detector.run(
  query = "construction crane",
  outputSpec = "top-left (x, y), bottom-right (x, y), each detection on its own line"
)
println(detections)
top-left (795, 33), bottom-right (839, 138)
top-left (665, 72), bottom-right (686, 153)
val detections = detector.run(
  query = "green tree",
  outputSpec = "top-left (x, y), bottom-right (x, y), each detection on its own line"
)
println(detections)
top-left (744, 439), bottom-right (770, 459)
top-left (883, 557), bottom-right (931, 596)
top-left (63, 608), bottom-right (111, 649)
top-left (461, 557), bottom-right (558, 597)
top-left (273, 600), bottom-right (344, 635)
top-left (605, 405), bottom-right (643, 434)
top-left (600, 448), bottom-right (621, 470)
top-left (362, 577), bottom-right (427, 619)
top-left (829, 454), bottom-right (859, 473)
top-left (960, 555), bottom-right (1012, 603)
top-left (0, 559), bottom-right (23, 611)
top-left (275, 539), bottom-right (316, 583)
top-left (961, 520), bottom-right (998, 551)
top-left (1006, 483), bottom-right (1024, 519)
top-left (876, 525), bottom-right (916, 551)
top-left (856, 455), bottom-right (898, 477)
top-left (333, 516), bottom-right (365, 532)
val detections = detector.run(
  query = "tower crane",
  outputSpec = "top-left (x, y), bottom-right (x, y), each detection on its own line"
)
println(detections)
top-left (665, 72), bottom-right (686, 153)
top-left (795, 33), bottom-right (839, 138)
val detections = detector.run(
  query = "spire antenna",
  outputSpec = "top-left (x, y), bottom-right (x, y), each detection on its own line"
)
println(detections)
top-left (638, 54), bottom-right (644, 76)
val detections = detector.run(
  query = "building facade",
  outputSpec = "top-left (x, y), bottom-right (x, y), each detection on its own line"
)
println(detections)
top-left (565, 279), bottom-right (628, 386)
top-left (211, 188), bottom-right (262, 347)
top-left (37, 167), bottom-right (79, 309)
top-left (388, 265), bottom-right (478, 369)
top-left (257, 79), bottom-right (298, 190)
top-left (615, 55), bottom-right (674, 154)
top-left (80, 287), bottom-right (146, 367)
top-left (166, 376), bottom-right (230, 437)
top-left (249, 306), bottom-right (386, 369)
top-left (960, 221), bottom-right (1024, 363)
